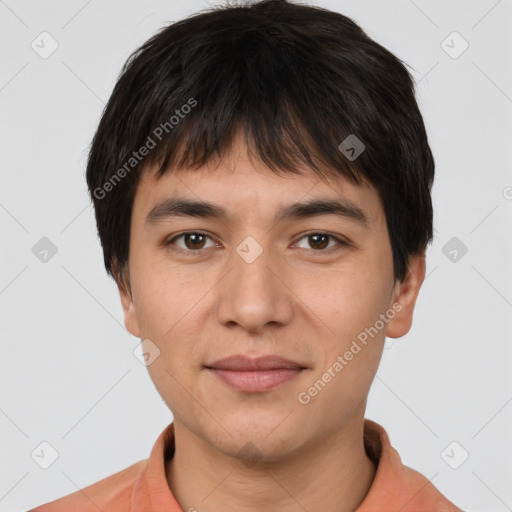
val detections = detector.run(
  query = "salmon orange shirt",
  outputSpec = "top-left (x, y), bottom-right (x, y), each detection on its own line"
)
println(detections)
top-left (29, 419), bottom-right (462, 511)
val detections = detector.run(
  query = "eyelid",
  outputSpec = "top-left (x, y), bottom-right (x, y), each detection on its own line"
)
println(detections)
top-left (164, 231), bottom-right (219, 252)
top-left (164, 230), bottom-right (350, 253)
top-left (294, 231), bottom-right (350, 251)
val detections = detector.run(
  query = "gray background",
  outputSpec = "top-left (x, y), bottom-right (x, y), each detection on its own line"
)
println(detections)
top-left (1, 0), bottom-right (511, 510)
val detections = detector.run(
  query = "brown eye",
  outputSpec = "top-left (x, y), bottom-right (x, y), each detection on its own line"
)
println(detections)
top-left (308, 234), bottom-right (329, 250)
top-left (183, 233), bottom-right (207, 250)
top-left (295, 233), bottom-right (347, 252)
top-left (166, 232), bottom-right (216, 252)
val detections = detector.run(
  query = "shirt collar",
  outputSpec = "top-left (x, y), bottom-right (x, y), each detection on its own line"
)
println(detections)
top-left (130, 419), bottom-right (451, 511)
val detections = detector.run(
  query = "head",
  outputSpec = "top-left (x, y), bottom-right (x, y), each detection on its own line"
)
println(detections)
top-left (86, 0), bottom-right (433, 460)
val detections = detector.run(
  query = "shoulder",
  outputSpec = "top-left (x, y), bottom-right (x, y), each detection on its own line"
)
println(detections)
top-left (360, 420), bottom-right (462, 511)
top-left (398, 463), bottom-right (462, 511)
top-left (27, 459), bottom-right (147, 512)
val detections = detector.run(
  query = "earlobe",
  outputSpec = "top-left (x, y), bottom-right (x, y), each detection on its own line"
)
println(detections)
top-left (385, 253), bottom-right (426, 339)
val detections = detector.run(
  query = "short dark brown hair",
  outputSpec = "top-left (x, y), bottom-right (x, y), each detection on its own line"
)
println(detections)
top-left (86, 0), bottom-right (434, 288)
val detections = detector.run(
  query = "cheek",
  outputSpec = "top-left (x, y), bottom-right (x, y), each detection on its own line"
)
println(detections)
top-left (308, 266), bottom-right (389, 341)
top-left (296, 263), bottom-right (389, 398)
top-left (132, 264), bottom-right (210, 375)
top-left (298, 272), bottom-right (387, 415)
top-left (137, 271), bottom-right (202, 415)
top-left (131, 257), bottom-right (194, 337)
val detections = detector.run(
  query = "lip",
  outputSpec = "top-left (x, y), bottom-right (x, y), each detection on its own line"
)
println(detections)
top-left (205, 354), bottom-right (306, 371)
top-left (204, 355), bottom-right (307, 393)
top-left (207, 368), bottom-right (304, 392)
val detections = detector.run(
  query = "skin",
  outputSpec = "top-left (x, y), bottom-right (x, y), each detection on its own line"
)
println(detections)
top-left (117, 133), bottom-right (426, 512)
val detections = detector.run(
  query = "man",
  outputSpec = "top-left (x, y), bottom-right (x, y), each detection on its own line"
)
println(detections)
top-left (30, 0), bottom-right (462, 510)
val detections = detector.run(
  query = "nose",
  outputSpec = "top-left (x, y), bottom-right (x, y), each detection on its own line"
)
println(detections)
top-left (215, 238), bottom-right (294, 334)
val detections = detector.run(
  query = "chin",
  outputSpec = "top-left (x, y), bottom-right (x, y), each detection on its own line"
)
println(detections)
top-left (210, 413), bottom-right (305, 460)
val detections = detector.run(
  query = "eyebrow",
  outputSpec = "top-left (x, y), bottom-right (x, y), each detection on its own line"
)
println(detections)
top-left (145, 196), bottom-right (370, 227)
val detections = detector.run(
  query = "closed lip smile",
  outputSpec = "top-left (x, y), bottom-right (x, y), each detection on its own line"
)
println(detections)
top-left (205, 354), bottom-right (307, 371)
top-left (204, 354), bottom-right (307, 392)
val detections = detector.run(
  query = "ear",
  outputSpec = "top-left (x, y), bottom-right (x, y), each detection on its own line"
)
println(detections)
top-left (385, 252), bottom-right (426, 339)
top-left (113, 260), bottom-right (141, 338)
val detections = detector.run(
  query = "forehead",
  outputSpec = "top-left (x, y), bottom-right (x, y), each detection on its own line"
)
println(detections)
top-left (132, 138), bottom-right (383, 228)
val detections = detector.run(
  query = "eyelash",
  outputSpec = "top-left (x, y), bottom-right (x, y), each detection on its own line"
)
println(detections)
top-left (164, 231), bottom-right (350, 255)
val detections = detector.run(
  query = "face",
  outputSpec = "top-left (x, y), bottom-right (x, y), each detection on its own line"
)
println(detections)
top-left (118, 134), bottom-right (425, 461)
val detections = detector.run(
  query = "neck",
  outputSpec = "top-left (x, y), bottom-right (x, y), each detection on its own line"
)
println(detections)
top-left (166, 415), bottom-right (377, 512)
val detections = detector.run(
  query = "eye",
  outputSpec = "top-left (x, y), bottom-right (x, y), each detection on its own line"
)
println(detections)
top-left (164, 231), bottom-right (349, 254)
top-left (294, 233), bottom-right (348, 252)
top-left (165, 232), bottom-right (218, 252)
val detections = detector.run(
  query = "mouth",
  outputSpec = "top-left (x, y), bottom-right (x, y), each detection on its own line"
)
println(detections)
top-left (206, 368), bottom-right (305, 392)
top-left (204, 354), bottom-right (307, 393)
